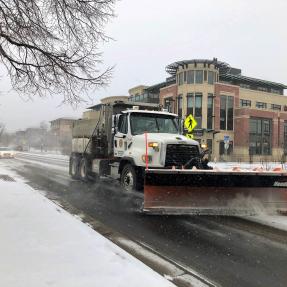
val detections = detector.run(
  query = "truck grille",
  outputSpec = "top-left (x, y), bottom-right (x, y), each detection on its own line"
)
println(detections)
top-left (165, 144), bottom-right (199, 167)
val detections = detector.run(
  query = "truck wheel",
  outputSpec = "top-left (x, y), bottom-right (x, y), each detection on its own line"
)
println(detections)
top-left (70, 156), bottom-right (80, 179)
top-left (120, 164), bottom-right (143, 192)
top-left (79, 157), bottom-right (90, 181)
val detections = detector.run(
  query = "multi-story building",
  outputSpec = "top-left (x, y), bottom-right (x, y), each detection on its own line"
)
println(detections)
top-left (158, 58), bottom-right (287, 161)
top-left (50, 117), bottom-right (76, 138)
top-left (128, 84), bottom-right (165, 104)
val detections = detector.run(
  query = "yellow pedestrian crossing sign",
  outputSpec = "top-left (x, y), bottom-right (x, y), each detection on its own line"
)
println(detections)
top-left (184, 114), bottom-right (197, 132)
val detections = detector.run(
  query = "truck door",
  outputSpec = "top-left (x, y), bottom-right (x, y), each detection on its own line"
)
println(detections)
top-left (114, 114), bottom-right (128, 157)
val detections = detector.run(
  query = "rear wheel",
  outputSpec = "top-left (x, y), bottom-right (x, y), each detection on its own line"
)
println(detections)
top-left (70, 155), bottom-right (80, 179)
top-left (79, 157), bottom-right (90, 181)
top-left (120, 164), bottom-right (143, 192)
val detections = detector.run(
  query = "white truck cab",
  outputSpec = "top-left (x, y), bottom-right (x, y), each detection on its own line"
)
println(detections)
top-left (113, 109), bottom-right (200, 169)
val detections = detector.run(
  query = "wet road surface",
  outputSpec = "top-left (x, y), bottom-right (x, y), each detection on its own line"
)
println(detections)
top-left (3, 154), bottom-right (287, 287)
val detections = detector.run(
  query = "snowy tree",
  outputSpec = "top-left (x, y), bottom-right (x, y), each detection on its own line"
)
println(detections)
top-left (0, 0), bottom-right (115, 104)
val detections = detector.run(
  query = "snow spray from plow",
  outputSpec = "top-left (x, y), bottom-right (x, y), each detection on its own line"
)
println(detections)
top-left (143, 169), bottom-right (287, 216)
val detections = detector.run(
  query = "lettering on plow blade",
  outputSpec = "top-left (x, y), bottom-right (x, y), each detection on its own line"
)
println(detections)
top-left (143, 170), bottom-right (287, 215)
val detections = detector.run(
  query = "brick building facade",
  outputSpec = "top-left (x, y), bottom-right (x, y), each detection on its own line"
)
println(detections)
top-left (133, 58), bottom-right (287, 161)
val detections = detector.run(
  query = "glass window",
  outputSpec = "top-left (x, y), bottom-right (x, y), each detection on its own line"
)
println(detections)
top-left (220, 95), bottom-right (226, 130)
top-left (186, 93), bottom-right (193, 115)
top-left (207, 94), bottom-right (213, 129)
top-left (204, 70), bottom-right (207, 81)
top-left (187, 70), bottom-right (194, 84)
top-left (178, 72), bottom-right (184, 85)
top-left (195, 70), bottom-right (203, 84)
top-left (207, 139), bottom-right (212, 154)
top-left (130, 113), bottom-right (179, 135)
top-left (249, 118), bottom-right (272, 155)
top-left (164, 97), bottom-right (174, 113)
top-left (256, 102), bottom-right (267, 109)
top-left (208, 71), bottom-right (214, 84)
top-left (219, 141), bottom-right (233, 155)
top-left (284, 121), bottom-right (287, 154)
top-left (258, 86), bottom-right (268, 92)
top-left (227, 96), bottom-right (234, 130)
top-left (240, 99), bottom-right (251, 107)
top-left (240, 83), bottom-right (251, 89)
top-left (184, 71), bottom-right (187, 82)
top-left (118, 115), bottom-right (128, 134)
top-left (220, 95), bottom-right (233, 130)
top-left (194, 93), bottom-right (202, 128)
top-left (271, 88), bottom-right (281, 95)
top-left (177, 96), bottom-right (183, 117)
top-left (271, 104), bottom-right (281, 111)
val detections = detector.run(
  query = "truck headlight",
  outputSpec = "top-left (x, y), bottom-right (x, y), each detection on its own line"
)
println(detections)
top-left (148, 142), bottom-right (159, 152)
top-left (142, 155), bottom-right (152, 163)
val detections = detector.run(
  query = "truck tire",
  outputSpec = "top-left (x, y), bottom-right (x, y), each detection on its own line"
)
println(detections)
top-left (79, 157), bottom-right (90, 182)
top-left (120, 164), bottom-right (143, 192)
top-left (70, 155), bottom-right (80, 179)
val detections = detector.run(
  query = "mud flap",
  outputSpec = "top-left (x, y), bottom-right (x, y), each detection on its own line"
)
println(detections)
top-left (143, 169), bottom-right (287, 215)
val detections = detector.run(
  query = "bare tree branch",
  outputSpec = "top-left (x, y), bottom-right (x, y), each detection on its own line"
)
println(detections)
top-left (0, 0), bottom-right (116, 104)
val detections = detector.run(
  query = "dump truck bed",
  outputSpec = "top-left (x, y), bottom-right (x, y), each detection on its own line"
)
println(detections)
top-left (143, 169), bottom-right (287, 215)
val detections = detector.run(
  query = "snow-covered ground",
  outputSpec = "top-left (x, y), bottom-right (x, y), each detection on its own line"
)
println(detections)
top-left (19, 151), bottom-right (69, 160)
top-left (0, 164), bottom-right (175, 287)
top-left (210, 161), bottom-right (287, 171)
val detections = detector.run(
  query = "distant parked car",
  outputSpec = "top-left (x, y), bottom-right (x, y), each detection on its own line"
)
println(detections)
top-left (0, 147), bottom-right (15, 158)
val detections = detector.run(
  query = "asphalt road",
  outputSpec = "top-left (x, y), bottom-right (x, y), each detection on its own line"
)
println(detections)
top-left (4, 153), bottom-right (287, 287)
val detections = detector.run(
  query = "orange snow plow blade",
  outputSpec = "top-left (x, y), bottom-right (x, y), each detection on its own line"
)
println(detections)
top-left (143, 169), bottom-right (287, 215)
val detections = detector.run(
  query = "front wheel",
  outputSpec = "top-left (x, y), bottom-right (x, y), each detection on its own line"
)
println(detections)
top-left (120, 164), bottom-right (143, 192)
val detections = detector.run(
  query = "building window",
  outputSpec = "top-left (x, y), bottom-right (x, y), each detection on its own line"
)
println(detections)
top-left (186, 93), bottom-right (193, 115)
top-left (184, 71), bottom-right (187, 82)
top-left (194, 94), bottom-right (202, 128)
top-left (177, 95), bottom-right (183, 117)
top-left (220, 95), bottom-right (234, 130)
top-left (219, 141), bottom-right (233, 155)
top-left (135, 94), bottom-right (140, 101)
top-left (204, 70), bottom-right (207, 81)
top-left (256, 102), bottom-right (267, 109)
top-left (271, 104), bottom-right (281, 111)
top-left (249, 118), bottom-right (272, 155)
top-left (271, 88), bottom-right (281, 95)
top-left (284, 121), bottom-right (287, 154)
top-left (185, 93), bottom-right (202, 128)
top-left (240, 99), bottom-right (251, 107)
top-left (208, 71), bottom-right (214, 84)
top-left (195, 70), bottom-right (203, 84)
top-left (240, 83), bottom-right (251, 89)
top-left (187, 70), bottom-right (194, 84)
top-left (164, 97), bottom-right (174, 113)
top-left (207, 139), bottom-right (213, 154)
top-left (207, 94), bottom-right (213, 129)
top-left (258, 86), bottom-right (268, 92)
top-left (178, 72), bottom-right (184, 85)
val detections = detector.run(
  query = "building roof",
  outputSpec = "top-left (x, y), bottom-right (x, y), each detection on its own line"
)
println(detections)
top-left (220, 74), bottom-right (287, 90)
top-left (144, 81), bottom-right (168, 92)
top-left (166, 58), bottom-right (231, 75)
top-left (50, 117), bottom-right (77, 123)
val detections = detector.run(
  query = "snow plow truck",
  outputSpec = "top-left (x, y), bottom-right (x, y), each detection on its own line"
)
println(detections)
top-left (69, 98), bottom-right (287, 215)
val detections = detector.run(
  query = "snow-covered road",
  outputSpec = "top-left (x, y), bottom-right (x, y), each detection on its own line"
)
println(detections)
top-left (2, 153), bottom-right (287, 287)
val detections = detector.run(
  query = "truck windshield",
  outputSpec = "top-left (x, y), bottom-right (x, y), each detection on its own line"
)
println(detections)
top-left (130, 113), bottom-right (179, 135)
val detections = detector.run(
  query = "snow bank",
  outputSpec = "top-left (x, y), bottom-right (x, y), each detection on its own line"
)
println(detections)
top-left (0, 165), bottom-right (174, 287)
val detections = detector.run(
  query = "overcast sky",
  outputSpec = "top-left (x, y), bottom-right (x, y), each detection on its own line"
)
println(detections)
top-left (1, 0), bottom-right (286, 131)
